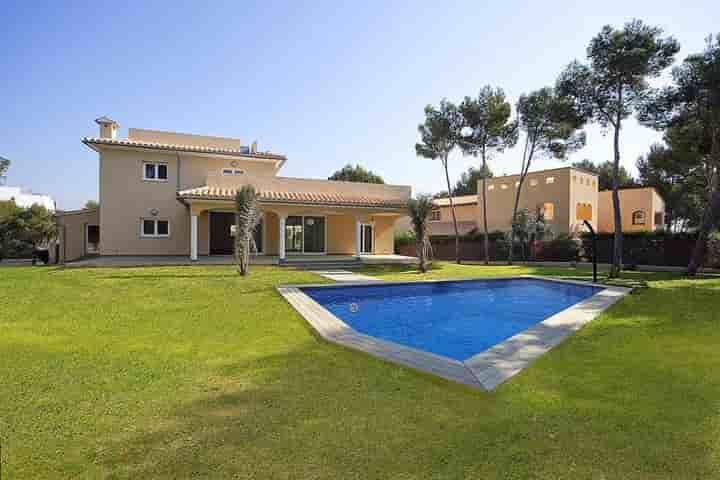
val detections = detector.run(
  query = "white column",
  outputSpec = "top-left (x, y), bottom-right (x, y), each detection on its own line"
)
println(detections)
top-left (355, 219), bottom-right (362, 257)
top-left (190, 215), bottom-right (198, 261)
top-left (278, 215), bottom-right (286, 261)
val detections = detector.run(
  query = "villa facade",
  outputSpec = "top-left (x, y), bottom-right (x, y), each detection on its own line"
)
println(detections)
top-left (58, 118), bottom-right (410, 262)
top-left (426, 166), bottom-right (665, 238)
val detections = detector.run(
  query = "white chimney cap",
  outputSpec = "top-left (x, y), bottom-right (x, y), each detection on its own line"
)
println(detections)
top-left (95, 116), bottom-right (119, 126)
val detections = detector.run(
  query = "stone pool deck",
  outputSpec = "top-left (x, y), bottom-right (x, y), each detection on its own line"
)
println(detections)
top-left (278, 276), bottom-right (631, 391)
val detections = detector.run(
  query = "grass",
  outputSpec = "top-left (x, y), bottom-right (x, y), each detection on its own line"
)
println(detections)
top-left (1, 263), bottom-right (719, 478)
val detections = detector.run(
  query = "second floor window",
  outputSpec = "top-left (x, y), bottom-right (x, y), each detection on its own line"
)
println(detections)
top-left (430, 210), bottom-right (441, 221)
top-left (222, 168), bottom-right (245, 176)
top-left (143, 162), bottom-right (168, 181)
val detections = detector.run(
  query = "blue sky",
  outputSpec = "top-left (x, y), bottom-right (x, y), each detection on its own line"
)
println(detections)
top-left (2, 0), bottom-right (718, 209)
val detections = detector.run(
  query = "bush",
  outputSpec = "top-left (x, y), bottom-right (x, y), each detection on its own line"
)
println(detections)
top-left (707, 231), bottom-right (720, 268)
top-left (394, 230), bottom-right (416, 253)
top-left (535, 235), bottom-right (581, 262)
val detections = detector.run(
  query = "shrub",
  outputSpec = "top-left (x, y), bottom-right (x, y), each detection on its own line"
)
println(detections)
top-left (535, 235), bottom-right (581, 262)
top-left (707, 231), bottom-right (720, 268)
top-left (394, 230), bottom-right (416, 253)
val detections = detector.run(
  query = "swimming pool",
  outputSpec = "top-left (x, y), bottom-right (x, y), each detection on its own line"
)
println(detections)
top-left (301, 278), bottom-right (602, 361)
top-left (279, 276), bottom-right (628, 389)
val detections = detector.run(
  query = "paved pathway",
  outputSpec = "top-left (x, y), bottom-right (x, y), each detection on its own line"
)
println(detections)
top-left (313, 269), bottom-right (382, 282)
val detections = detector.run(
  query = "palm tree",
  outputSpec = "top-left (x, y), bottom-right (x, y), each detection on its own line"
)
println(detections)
top-left (233, 186), bottom-right (262, 276)
top-left (407, 195), bottom-right (434, 273)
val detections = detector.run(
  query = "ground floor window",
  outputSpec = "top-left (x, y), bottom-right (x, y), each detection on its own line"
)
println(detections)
top-left (141, 218), bottom-right (170, 238)
top-left (541, 202), bottom-right (555, 221)
top-left (632, 210), bottom-right (646, 225)
top-left (285, 215), bottom-right (326, 254)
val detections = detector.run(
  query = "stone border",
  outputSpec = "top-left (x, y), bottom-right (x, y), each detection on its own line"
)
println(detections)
top-left (278, 276), bottom-right (631, 391)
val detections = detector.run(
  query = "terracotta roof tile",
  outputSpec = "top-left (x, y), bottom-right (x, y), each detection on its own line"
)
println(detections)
top-left (177, 186), bottom-right (406, 209)
top-left (82, 136), bottom-right (286, 161)
top-left (433, 195), bottom-right (478, 207)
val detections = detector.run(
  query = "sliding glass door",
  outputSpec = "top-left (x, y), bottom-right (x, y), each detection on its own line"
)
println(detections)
top-left (360, 224), bottom-right (373, 254)
top-left (285, 215), bottom-right (325, 254)
top-left (285, 216), bottom-right (303, 253)
top-left (303, 216), bottom-right (325, 253)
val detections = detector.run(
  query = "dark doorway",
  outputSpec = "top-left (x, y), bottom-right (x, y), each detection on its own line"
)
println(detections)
top-left (210, 212), bottom-right (234, 255)
top-left (210, 212), bottom-right (264, 255)
top-left (85, 225), bottom-right (100, 255)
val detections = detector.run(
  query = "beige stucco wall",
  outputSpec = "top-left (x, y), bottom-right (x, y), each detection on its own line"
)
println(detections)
top-left (99, 148), bottom-right (290, 255)
top-left (434, 202), bottom-right (478, 223)
top-left (99, 149), bottom-right (189, 255)
top-left (568, 170), bottom-right (599, 234)
top-left (477, 168), bottom-right (592, 234)
top-left (57, 209), bottom-right (99, 262)
top-left (128, 128), bottom-right (242, 150)
top-left (598, 187), bottom-right (665, 233)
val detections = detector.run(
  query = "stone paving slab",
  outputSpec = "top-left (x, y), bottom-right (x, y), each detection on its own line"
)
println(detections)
top-left (278, 276), bottom-right (631, 391)
top-left (313, 270), bottom-right (382, 282)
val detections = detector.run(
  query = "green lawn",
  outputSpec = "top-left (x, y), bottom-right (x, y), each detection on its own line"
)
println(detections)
top-left (1, 263), bottom-right (719, 478)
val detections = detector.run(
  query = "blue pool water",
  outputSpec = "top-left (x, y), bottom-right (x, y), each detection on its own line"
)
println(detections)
top-left (302, 278), bottom-right (601, 361)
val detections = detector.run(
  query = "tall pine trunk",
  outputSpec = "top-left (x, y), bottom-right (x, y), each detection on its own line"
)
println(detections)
top-left (442, 156), bottom-right (461, 264)
top-left (609, 105), bottom-right (623, 278)
top-left (481, 152), bottom-right (490, 265)
top-left (688, 185), bottom-right (720, 277)
top-left (508, 177), bottom-right (524, 265)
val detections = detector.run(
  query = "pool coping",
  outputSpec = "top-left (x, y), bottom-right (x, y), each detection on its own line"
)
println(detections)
top-left (277, 275), bottom-right (631, 391)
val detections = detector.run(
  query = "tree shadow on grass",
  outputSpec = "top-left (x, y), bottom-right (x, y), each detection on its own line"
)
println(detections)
top-left (92, 342), bottom-right (492, 479)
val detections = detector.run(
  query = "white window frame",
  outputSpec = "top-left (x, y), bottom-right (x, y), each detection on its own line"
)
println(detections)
top-left (143, 162), bottom-right (169, 182)
top-left (632, 210), bottom-right (646, 225)
top-left (284, 215), bottom-right (328, 255)
top-left (140, 218), bottom-right (170, 238)
top-left (222, 168), bottom-right (246, 176)
top-left (546, 176), bottom-right (555, 184)
top-left (360, 223), bottom-right (374, 254)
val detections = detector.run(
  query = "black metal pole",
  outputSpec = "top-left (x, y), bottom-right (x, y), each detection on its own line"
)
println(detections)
top-left (583, 220), bottom-right (597, 283)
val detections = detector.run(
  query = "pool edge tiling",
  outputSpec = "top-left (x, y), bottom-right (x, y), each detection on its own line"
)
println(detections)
top-left (278, 276), bottom-right (631, 391)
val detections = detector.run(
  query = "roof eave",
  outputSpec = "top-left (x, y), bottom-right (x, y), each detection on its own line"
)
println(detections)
top-left (176, 194), bottom-right (405, 210)
top-left (82, 137), bottom-right (286, 167)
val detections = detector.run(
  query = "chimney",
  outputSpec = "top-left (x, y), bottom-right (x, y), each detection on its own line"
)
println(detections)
top-left (95, 116), bottom-right (119, 139)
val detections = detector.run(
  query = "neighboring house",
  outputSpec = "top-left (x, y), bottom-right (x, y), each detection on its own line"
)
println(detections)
top-left (598, 187), bottom-right (665, 233)
top-left (0, 186), bottom-right (56, 211)
top-left (477, 167), bottom-right (599, 236)
top-left (59, 117), bottom-right (410, 262)
top-left (429, 195), bottom-right (479, 237)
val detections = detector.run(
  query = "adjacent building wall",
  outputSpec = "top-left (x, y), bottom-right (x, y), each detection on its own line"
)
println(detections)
top-left (478, 168), bottom-right (597, 234)
top-left (598, 187), bottom-right (666, 233)
top-left (433, 202), bottom-right (478, 222)
top-left (57, 208), bottom-right (99, 262)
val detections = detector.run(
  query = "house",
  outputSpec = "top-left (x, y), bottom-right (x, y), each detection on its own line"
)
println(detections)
top-left (598, 187), bottom-right (665, 233)
top-left (429, 195), bottom-right (479, 237)
top-left (58, 117), bottom-right (411, 262)
top-left (0, 186), bottom-right (56, 211)
top-left (423, 167), bottom-right (599, 238)
top-left (478, 167), bottom-right (599, 235)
